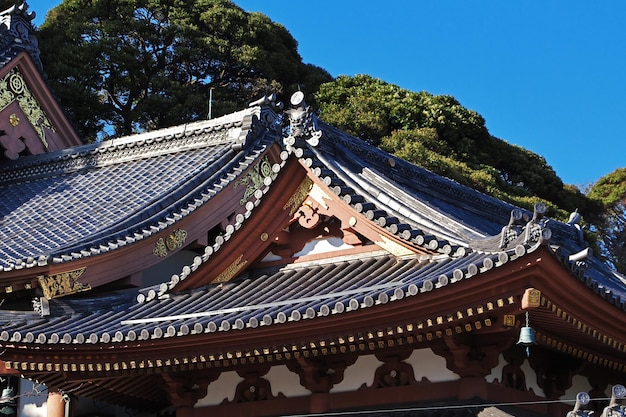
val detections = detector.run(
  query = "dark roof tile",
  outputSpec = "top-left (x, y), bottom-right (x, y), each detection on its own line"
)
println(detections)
top-left (0, 108), bottom-right (281, 270)
top-left (0, 249), bottom-right (528, 345)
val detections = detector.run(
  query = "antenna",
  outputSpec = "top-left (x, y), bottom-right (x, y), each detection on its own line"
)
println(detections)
top-left (208, 87), bottom-right (214, 120)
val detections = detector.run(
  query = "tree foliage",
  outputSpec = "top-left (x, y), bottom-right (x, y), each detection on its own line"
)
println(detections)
top-left (37, 0), bottom-right (331, 141)
top-left (587, 168), bottom-right (626, 272)
top-left (315, 75), bottom-right (593, 219)
top-left (0, 1), bottom-right (15, 10)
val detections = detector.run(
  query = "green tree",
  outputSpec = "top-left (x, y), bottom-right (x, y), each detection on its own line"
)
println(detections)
top-left (37, 0), bottom-right (331, 141)
top-left (315, 75), bottom-right (592, 219)
top-left (588, 168), bottom-right (626, 272)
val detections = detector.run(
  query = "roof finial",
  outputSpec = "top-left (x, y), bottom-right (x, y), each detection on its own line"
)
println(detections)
top-left (567, 208), bottom-right (585, 244)
top-left (284, 92), bottom-right (321, 146)
top-left (0, 1), bottom-right (42, 71)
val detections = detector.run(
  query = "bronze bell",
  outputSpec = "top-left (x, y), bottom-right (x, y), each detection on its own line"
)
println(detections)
top-left (517, 326), bottom-right (537, 346)
top-left (517, 324), bottom-right (536, 357)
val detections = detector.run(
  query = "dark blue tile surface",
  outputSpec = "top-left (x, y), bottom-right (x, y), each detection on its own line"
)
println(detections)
top-left (0, 114), bottom-right (277, 270)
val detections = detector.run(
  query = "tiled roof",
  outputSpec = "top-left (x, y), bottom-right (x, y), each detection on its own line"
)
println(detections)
top-left (308, 121), bottom-right (584, 252)
top-left (0, 94), bottom-right (625, 348)
top-left (0, 106), bottom-right (280, 270)
top-left (272, 99), bottom-right (626, 308)
top-left (0, 249), bottom-right (522, 345)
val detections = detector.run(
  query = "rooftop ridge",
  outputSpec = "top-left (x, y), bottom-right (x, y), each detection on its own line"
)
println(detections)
top-left (317, 120), bottom-right (584, 249)
top-left (321, 121), bottom-right (517, 223)
top-left (0, 106), bottom-right (267, 184)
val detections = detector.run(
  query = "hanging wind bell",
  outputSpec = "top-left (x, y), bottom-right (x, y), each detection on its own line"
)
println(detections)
top-left (516, 311), bottom-right (536, 357)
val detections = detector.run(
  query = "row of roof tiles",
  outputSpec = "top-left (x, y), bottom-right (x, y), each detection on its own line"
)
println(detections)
top-left (0, 247), bottom-right (529, 346)
top-left (0, 108), bottom-right (278, 271)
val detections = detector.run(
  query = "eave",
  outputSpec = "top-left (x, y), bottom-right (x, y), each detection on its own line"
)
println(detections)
top-left (0, 113), bottom-right (282, 296)
top-left (1, 243), bottom-right (625, 410)
top-left (3, 245), bottom-right (624, 370)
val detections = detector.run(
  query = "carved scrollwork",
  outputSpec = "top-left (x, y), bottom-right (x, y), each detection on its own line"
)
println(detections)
top-left (211, 254), bottom-right (247, 284)
top-left (501, 349), bottom-right (528, 391)
top-left (367, 351), bottom-right (418, 389)
top-left (227, 369), bottom-right (285, 403)
top-left (283, 176), bottom-right (313, 217)
top-left (37, 267), bottom-right (91, 299)
top-left (161, 373), bottom-right (216, 407)
top-left (0, 68), bottom-right (55, 153)
top-left (286, 356), bottom-right (356, 393)
top-left (234, 155), bottom-right (275, 205)
top-left (153, 229), bottom-right (187, 257)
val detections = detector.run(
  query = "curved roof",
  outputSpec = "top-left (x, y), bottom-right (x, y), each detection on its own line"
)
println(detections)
top-left (0, 93), bottom-right (624, 346)
top-left (0, 94), bottom-right (625, 410)
top-left (0, 249), bottom-right (515, 345)
top-left (0, 106), bottom-right (280, 271)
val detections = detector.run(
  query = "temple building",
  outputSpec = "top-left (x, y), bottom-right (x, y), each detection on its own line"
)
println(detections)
top-left (0, 3), bottom-right (624, 417)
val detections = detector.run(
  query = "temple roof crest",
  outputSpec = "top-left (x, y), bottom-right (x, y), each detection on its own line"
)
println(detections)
top-left (0, 2), bottom-right (41, 70)
top-left (470, 203), bottom-right (553, 253)
top-left (284, 91), bottom-right (322, 148)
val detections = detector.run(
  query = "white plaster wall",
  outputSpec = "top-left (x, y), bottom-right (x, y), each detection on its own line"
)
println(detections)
top-left (332, 349), bottom-right (460, 393)
top-left (294, 237), bottom-right (353, 257)
top-left (406, 348), bottom-right (459, 382)
top-left (265, 365), bottom-right (310, 397)
top-left (521, 359), bottom-right (544, 397)
top-left (195, 371), bottom-right (241, 407)
top-left (484, 354), bottom-right (548, 397)
top-left (562, 375), bottom-right (593, 402)
top-left (331, 355), bottom-right (382, 392)
top-left (484, 355), bottom-right (544, 397)
top-left (485, 353), bottom-right (506, 384)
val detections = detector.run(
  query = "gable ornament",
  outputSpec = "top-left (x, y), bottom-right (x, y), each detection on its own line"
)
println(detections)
top-left (37, 267), bottom-right (91, 299)
top-left (234, 155), bottom-right (275, 205)
top-left (0, 68), bottom-right (57, 158)
top-left (153, 229), bottom-right (188, 257)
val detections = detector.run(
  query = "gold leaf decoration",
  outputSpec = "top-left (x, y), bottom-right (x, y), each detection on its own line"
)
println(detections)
top-left (212, 254), bottom-right (248, 283)
top-left (234, 156), bottom-right (275, 205)
top-left (283, 177), bottom-right (313, 216)
top-left (0, 68), bottom-right (55, 148)
top-left (153, 229), bottom-right (188, 257)
top-left (38, 267), bottom-right (90, 299)
top-left (153, 238), bottom-right (168, 257)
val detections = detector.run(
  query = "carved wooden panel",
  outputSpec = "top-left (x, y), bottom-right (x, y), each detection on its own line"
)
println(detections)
top-left (0, 68), bottom-right (57, 158)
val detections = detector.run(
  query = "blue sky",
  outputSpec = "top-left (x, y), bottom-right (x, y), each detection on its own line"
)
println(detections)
top-left (30, 1), bottom-right (624, 189)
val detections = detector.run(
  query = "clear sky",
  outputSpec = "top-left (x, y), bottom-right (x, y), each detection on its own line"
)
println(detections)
top-left (29, 1), bottom-right (625, 189)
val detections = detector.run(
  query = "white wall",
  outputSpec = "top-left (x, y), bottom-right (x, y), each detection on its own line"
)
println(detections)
top-left (406, 348), bottom-right (460, 383)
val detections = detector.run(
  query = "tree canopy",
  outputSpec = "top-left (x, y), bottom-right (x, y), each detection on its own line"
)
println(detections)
top-left (314, 75), bottom-right (595, 220)
top-left (36, 0), bottom-right (331, 141)
top-left (587, 168), bottom-right (626, 272)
